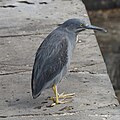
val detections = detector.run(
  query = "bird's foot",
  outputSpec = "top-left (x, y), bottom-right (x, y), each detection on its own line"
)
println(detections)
top-left (48, 92), bottom-right (75, 102)
top-left (58, 92), bottom-right (75, 99)
top-left (48, 92), bottom-right (75, 107)
top-left (48, 85), bottom-right (75, 107)
top-left (50, 99), bottom-right (73, 107)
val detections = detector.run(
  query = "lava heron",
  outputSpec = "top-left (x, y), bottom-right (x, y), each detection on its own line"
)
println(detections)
top-left (31, 18), bottom-right (107, 106)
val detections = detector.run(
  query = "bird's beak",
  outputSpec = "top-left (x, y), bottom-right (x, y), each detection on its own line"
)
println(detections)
top-left (84, 24), bottom-right (107, 33)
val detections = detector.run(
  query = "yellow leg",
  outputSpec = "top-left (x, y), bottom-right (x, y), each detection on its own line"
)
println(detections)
top-left (52, 84), bottom-right (59, 104)
top-left (50, 84), bottom-right (75, 106)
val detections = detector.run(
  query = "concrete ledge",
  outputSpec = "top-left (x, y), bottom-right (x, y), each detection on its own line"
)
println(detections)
top-left (0, 0), bottom-right (119, 119)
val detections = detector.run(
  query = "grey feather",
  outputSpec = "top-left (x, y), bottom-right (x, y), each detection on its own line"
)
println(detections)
top-left (31, 28), bottom-right (70, 99)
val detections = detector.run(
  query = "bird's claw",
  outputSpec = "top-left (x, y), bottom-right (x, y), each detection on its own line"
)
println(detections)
top-left (48, 93), bottom-right (75, 102)
top-left (50, 99), bottom-right (73, 107)
top-left (58, 93), bottom-right (75, 99)
top-left (48, 92), bottom-right (75, 107)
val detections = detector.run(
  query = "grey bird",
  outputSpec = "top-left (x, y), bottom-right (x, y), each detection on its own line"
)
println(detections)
top-left (31, 18), bottom-right (106, 106)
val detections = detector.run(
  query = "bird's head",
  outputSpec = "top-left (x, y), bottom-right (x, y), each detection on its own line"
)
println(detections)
top-left (60, 18), bottom-right (107, 34)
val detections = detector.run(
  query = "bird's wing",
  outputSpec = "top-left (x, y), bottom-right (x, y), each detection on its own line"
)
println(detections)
top-left (31, 32), bottom-right (68, 98)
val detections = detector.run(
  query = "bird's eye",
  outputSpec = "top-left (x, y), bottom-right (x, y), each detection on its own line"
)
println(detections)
top-left (80, 24), bottom-right (83, 27)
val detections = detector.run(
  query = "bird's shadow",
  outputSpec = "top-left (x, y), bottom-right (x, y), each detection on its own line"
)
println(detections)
top-left (7, 90), bottom-right (53, 109)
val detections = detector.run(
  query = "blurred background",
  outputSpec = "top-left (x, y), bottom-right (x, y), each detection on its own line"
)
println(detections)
top-left (82, 0), bottom-right (120, 103)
